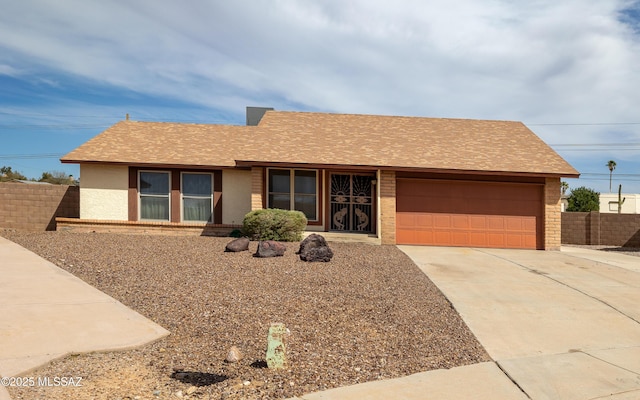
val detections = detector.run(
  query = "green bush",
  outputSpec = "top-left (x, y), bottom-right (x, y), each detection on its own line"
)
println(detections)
top-left (567, 186), bottom-right (600, 212)
top-left (229, 229), bottom-right (244, 238)
top-left (242, 209), bottom-right (308, 241)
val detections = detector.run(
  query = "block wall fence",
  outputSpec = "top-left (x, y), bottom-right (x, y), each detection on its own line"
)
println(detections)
top-left (561, 211), bottom-right (640, 247)
top-left (0, 182), bottom-right (79, 231)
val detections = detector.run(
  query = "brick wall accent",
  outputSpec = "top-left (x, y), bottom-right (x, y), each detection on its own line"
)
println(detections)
top-left (0, 182), bottom-right (79, 231)
top-left (379, 170), bottom-right (396, 245)
top-left (544, 177), bottom-right (561, 250)
top-left (56, 218), bottom-right (240, 236)
top-left (251, 167), bottom-right (264, 211)
top-left (562, 212), bottom-right (640, 247)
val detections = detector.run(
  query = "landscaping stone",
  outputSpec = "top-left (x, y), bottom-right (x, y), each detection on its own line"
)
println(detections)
top-left (254, 240), bottom-right (286, 257)
top-left (225, 346), bottom-right (243, 363)
top-left (266, 323), bottom-right (288, 369)
top-left (225, 237), bottom-right (250, 252)
top-left (297, 233), bottom-right (334, 262)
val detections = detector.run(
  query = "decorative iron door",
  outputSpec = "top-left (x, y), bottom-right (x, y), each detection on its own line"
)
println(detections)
top-left (330, 174), bottom-right (374, 232)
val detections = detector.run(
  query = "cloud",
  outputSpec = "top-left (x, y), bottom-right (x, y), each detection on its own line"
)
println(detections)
top-left (0, 64), bottom-right (22, 77)
top-left (1, 1), bottom-right (638, 121)
top-left (1, 0), bottom-right (640, 191)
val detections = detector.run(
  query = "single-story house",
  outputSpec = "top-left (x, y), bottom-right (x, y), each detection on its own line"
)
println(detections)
top-left (60, 107), bottom-right (579, 250)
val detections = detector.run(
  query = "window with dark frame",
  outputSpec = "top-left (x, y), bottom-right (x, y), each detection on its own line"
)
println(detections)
top-left (139, 171), bottom-right (170, 221)
top-left (267, 169), bottom-right (317, 220)
top-left (182, 173), bottom-right (213, 222)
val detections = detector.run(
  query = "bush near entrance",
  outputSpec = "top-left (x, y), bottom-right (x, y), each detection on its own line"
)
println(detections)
top-left (242, 209), bottom-right (307, 241)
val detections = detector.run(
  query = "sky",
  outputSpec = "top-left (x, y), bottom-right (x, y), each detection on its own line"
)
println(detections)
top-left (1, 0), bottom-right (640, 194)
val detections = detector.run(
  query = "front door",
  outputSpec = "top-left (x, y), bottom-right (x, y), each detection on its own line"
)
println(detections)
top-left (330, 174), bottom-right (374, 233)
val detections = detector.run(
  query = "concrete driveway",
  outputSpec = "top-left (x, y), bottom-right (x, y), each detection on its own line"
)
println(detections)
top-left (399, 245), bottom-right (640, 400)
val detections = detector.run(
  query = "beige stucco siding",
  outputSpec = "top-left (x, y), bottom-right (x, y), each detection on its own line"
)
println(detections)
top-left (80, 164), bottom-right (128, 220)
top-left (222, 169), bottom-right (252, 225)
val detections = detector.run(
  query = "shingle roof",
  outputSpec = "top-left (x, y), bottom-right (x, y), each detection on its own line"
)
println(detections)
top-left (61, 111), bottom-right (579, 176)
top-left (61, 121), bottom-right (252, 168)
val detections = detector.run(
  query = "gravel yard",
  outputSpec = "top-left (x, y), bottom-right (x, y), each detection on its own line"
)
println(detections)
top-left (1, 232), bottom-right (490, 400)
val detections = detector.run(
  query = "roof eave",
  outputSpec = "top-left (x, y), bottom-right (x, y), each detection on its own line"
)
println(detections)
top-left (234, 160), bottom-right (581, 178)
top-left (61, 159), bottom-right (238, 169)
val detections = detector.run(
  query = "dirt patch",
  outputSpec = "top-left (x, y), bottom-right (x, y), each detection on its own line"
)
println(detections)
top-left (1, 232), bottom-right (490, 399)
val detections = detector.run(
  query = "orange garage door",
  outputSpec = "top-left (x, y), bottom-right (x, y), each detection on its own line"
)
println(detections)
top-left (396, 179), bottom-right (543, 249)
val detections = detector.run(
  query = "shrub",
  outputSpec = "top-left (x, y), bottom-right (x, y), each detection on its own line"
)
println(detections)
top-left (242, 209), bottom-right (308, 241)
top-left (566, 186), bottom-right (600, 212)
top-left (229, 229), bottom-right (243, 238)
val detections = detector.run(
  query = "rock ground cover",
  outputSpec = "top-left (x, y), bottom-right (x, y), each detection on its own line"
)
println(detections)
top-left (1, 232), bottom-right (490, 400)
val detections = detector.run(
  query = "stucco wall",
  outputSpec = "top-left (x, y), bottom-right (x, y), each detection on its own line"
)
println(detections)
top-left (80, 164), bottom-right (128, 220)
top-left (222, 169), bottom-right (252, 225)
top-left (599, 193), bottom-right (640, 214)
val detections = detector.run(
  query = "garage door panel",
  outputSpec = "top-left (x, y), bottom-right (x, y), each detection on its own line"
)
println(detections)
top-left (505, 217), bottom-right (524, 231)
top-left (486, 233), bottom-right (506, 247)
top-left (433, 214), bottom-right (452, 228)
top-left (396, 213), bottom-right (416, 228)
top-left (396, 179), bottom-right (542, 249)
top-left (468, 232), bottom-right (487, 247)
top-left (451, 232), bottom-right (469, 246)
top-left (523, 218), bottom-right (537, 231)
top-left (486, 216), bottom-right (505, 230)
top-left (451, 215), bottom-right (469, 229)
top-left (469, 216), bottom-right (486, 229)
top-left (434, 231), bottom-right (452, 245)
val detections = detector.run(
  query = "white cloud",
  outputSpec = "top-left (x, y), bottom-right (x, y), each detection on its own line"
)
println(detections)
top-left (0, 64), bottom-right (21, 77)
top-left (1, 0), bottom-right (640, 190)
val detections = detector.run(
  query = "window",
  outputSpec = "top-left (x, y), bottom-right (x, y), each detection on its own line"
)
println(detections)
top-left (182, 173), bottom-right (213, 222)
top-left (140, 171), bottom-right (170, 221)
top-left (268, 169), bottom-right (317, 220)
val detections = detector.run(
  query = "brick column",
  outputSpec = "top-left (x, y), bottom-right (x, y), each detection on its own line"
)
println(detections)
top-left (379, 170), bottom-right (396, 245)
top-left (544, 177), bottom-right (561, 250)
top-left (251, 167), bottom-right (264, 211)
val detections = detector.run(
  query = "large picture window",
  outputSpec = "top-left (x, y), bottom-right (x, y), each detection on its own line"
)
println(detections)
top-left (182, 173), bottom-right (213, 222)
top-left (268, 169), bottom-right (317, 220)
top-left (139, 171), bottom-right (170, 221)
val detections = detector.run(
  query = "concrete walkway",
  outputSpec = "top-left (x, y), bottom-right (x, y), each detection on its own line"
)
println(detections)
top-left (0, 236), bottom-right (169, 400)
top-left (291, 246), bottom-right (640, 400)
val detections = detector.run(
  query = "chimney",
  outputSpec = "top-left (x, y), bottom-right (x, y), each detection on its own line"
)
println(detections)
top-left (246, 106), bottom-right (274, 126)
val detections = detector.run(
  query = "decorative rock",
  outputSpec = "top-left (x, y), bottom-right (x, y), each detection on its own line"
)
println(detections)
top-left (254, 241), bottom-right (286, 258)
top-left (266, 323), bottom-right (288, 369)
top-left (226, 345), bottom-right (243, 363)
top-left (186, 386), bottom-right (197, 395)
top-left (297, 234), bottom-right (334, 262)
top-left (225, 237), bottom-right (250, 252)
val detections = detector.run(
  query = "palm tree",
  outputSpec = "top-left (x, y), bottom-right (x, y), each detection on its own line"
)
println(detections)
top-left (606, 160), bottom-right (617, 192)
top-left (561, 181), bottom-right (569, 196)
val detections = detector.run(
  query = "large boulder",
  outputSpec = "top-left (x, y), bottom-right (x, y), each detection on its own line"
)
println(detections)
top-left (297, 234), bottom-right (333, 262)
top-left (254, 240), bottom-right (286, 258)
top-left (225, 237), bottom-right (250, 252)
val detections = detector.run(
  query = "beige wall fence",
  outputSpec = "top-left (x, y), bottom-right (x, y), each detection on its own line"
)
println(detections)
top-left (0, 182), bottom-right (79, 231)
top-left (562, 211), bottom-right (640, 247)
